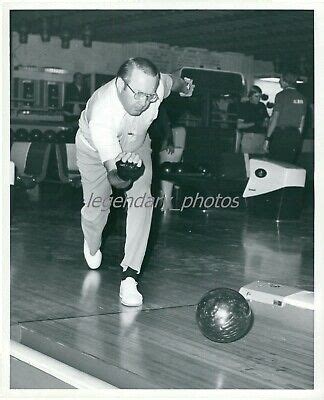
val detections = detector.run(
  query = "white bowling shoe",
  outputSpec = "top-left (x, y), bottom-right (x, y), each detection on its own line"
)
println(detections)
top-left (119, 277), bottom-right (143, 307)
top-left (83, 239), bottom-right (102, 270)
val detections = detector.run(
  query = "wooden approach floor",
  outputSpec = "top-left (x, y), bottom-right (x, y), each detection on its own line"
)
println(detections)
top-left (10, 184), bottom-right (314, 389)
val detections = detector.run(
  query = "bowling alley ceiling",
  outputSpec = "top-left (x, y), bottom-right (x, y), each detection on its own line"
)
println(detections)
top-left (10, 9), bottom-right (314, 62)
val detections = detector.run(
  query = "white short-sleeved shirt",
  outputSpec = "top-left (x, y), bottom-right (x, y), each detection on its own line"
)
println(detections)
top-left (78, 73), bottom-right (173, 163)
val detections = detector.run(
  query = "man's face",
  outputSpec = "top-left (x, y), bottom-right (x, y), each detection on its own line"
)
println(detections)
top-left (118, 68), bottom-right (159, 116)
top-left (250, 93), bottom-right (261, 104)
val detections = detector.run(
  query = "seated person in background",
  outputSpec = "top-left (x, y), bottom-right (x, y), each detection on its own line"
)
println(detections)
top-left (64, 72), bottom-right (90, 115)
top-left (237, 85), bottom-right (269, 134)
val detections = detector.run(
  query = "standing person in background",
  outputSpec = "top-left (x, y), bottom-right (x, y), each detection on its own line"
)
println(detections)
top-left (237, 85), bottom-right (269, 135)
top-left (263, 70), bottom-right (307, 163)
top-left (64, 72), bottom-right (90, 115)
top-left (236, 85), bottom-right (269, 154)
top-left (76, 58), bottom-right (194, 307)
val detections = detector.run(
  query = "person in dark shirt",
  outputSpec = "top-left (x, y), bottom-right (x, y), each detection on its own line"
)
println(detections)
top-left (236, 85), bottom-right (269, 154)
top-left (64, 72), bottom-right (90, 115)
top-left (263, 70), bottom-right (307, 163)
top-left (237, 86), bottom-right (269, 134)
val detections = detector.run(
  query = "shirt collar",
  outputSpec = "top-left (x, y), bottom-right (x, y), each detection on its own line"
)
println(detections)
top-left (113, 77), bottom-right (128, 115)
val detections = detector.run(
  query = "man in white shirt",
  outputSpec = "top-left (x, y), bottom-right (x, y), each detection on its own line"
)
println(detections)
top-left (76, 57), bottom-right (194, 306)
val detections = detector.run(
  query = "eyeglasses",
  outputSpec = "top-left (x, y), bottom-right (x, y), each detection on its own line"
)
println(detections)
top-left (122, 78), bottom-right (159, 103)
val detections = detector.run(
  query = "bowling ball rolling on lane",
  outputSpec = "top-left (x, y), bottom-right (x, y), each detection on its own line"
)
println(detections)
top-left (196, 288), bottom-right (253, 343)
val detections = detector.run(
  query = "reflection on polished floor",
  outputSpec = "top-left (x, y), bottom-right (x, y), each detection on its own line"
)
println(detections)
top-left (10, 183), bottom-right (314, 389)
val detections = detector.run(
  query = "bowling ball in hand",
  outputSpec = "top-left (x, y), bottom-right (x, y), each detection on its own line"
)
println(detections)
top-left (196, 288), bottom-right (253, 343)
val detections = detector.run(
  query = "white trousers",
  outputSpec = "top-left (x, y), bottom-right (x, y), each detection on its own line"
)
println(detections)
top-left (76, 131), bottom-right (153, 273)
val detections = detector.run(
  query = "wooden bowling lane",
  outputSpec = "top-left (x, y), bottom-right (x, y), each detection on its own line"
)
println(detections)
top-left (11, 196), bottom-right (313, 324)
top-left (19, 304), bottom-right (313, 389)
top-left (11, 183), bottom-right (314, 388)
